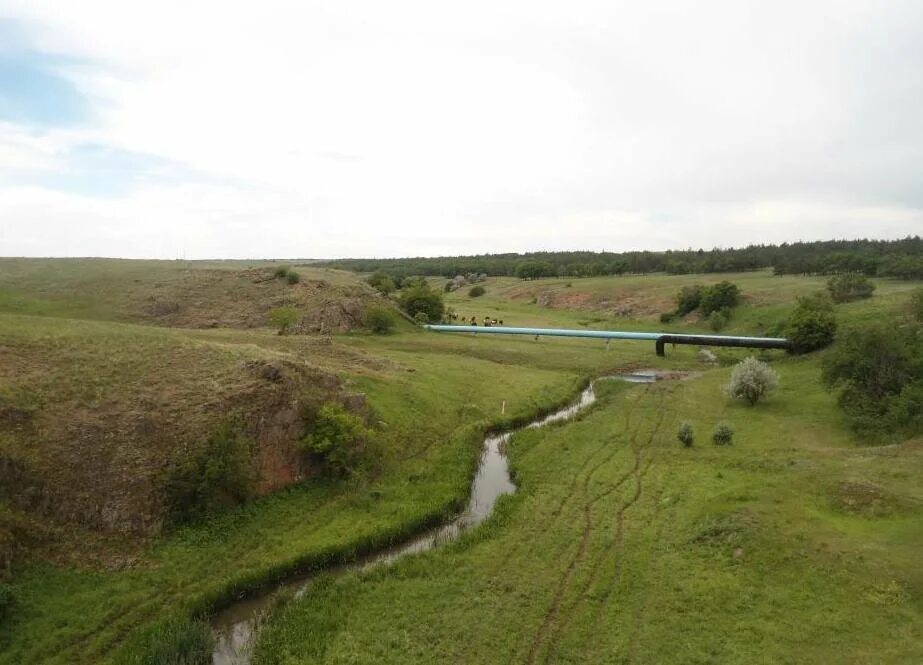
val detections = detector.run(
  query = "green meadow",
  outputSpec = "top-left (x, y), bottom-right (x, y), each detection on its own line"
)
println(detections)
top-left (0, 260), bottom-right (920, 663)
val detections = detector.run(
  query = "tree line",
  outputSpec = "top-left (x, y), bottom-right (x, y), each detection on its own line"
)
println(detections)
top-left (318, 236), bottom-right (922, 280)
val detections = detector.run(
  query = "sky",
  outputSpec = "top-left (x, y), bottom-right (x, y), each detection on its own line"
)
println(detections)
top-left (0, 1), bottom-right (921, 259)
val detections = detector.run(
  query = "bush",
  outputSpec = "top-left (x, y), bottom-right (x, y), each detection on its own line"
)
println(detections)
top-left (712, 422), bottom-right (735, 446)
top-left (910, 288), bottom-right (923, 322)
top-left (660, 311), bottom-right (676, 324)
top-left (367, 271), bottom-right (396, 295)
top-left (399, 284), bottom-right (445, 322)
top-left (675, 285), bottom-right (703, 316)
top-left (822, 324), bottom-right (922, 436)
top-left (413, 311), bottom-right (430, 325)
top-left (135, 617), bottom-right (214, 665)
top-left (301, 403), bottom-right (374, 477)
top-left (785, 293), bottom-right (837, 353)
top-left (677, 422), bottom-right (695, 447)
top-left (164, 420), bottom-right (255, 525)
top-left (268, 306), bottom-right (299, 335)
top-left (468, 285), bottom-right (486, 297)
top-left (362, 305), bottom-right (396, 334)
top-left (699, 281), bottom-right (741, 316)
top-left (708, 307), bottom-right (731, 332)
top-left (273, 266), bottom-right (290, 279)
top-left (827, 273), bottom-right (875, 303)
top-left (443, 281), bottom-right (454, 293)
top-left (286, 270), bottom-right (300, 284)
top-left (725, 357), bottom-right (778, 405)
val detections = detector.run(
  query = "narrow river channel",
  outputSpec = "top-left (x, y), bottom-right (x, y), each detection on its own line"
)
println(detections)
top-left (211, 371), bottom-right (658, 664)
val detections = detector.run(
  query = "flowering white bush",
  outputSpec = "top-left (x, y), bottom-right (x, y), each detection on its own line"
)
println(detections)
top-left (724, 357), bottom-right (779, 406)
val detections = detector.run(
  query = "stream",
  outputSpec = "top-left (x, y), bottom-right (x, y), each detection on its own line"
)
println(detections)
top-left (211, 371), bottom-right (659, 664)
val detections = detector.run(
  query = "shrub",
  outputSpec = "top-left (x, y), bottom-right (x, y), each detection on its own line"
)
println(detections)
top-left (708, 307), bottom-right (731, 332)
top-left (660, 311), bottom-right (676, 324)
top-left (362, 305), bottom-right (396, 334)
top-left (725, 357), bottom-right (778, 405)
top-left (413, 311), bottom-right (430, 324)
top-left (399, 284), bottom-right (445, 322)
top-left (677, 422), bottom-right (695, 447)
top-left (712, 422), bottom-right (735, 446)
top-left (286, 270), bottom-right (300, 284)
top-left (827, 273), bottom-right (875, 303)
top-left (136, 617), bottom-right (214, 665)
top-left (910, 288), bottom-right (923, 322)
top-left (443, 281), bottom-right (454, 293)
top-left (822, 324), bottom-right (922, 436)
top-left (699, 281), bottom-right (741, 316)
top-left (268, 306), bottom-right (299, 335)
top-left (367, 271), bottom-right (396, 295)
top-left (675, 285), bottom-right (703, 316)
top-left (301, 403), bottom-right (374, 477)
top-left (468, 285), bottom-right (486, 298)
top-left (273, 266), bottom-right (289, 279)
top-left (164, 420), bottom-right (255, 525)
top-left (785, 293), bottom-right (837, 353)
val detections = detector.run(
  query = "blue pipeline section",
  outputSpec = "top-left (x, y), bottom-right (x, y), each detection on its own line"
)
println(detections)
top-left (423, 325), bottom-right (789, 345)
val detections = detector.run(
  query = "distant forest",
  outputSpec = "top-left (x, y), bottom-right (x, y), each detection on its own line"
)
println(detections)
top-left (319, 237), bottom-right (923, 280)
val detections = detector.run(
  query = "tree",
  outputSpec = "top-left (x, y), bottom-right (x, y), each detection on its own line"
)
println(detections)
top-left (268, 306), bottom-right (299, 335)
top-left (724, 357), bottom-right (778, 405)
top-left (785, 293), bottom-right (837, 353)
top-left (822, 324), bottom-right (922, 435)
top-left (399, 284), bottom-right (445, 322)
top-left (827, 273), bottom-right (875, 303)
top-left (300, 404), bottom-right (374, 477)
top-left (514, 260), bottom-right (554, 280)
top-left (699, 281), bottom-right (741, 316)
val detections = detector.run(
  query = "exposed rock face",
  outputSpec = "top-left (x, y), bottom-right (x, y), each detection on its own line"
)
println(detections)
top-left (0, 356), bottom-right (346, 538)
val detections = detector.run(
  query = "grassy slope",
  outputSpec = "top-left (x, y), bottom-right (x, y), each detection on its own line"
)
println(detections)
top-left (441, 270), bottom-right (919, 332)
top-left (0, 260), bottom-right (668, 663)
top-left (1, 262), bottom-right (920, 663)
top-left (254, 362), bottom-right (923, 665)
top-left (252, 273), bottom-right (923, 664)
top-left (0, 258), bottom-right (373, 329)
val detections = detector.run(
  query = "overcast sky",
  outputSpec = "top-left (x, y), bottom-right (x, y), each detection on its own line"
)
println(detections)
top-left (0, 1), bottom-right (921, 259)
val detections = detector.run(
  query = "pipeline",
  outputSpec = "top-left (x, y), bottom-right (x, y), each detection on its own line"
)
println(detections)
top-left (422, 324), bottom-right (792, 356)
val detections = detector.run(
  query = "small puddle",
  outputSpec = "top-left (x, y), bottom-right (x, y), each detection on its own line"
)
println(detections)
top-left (211, 371), bottom-right (659, 664)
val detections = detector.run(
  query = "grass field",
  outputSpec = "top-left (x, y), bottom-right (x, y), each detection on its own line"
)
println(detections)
top-left (255, 365), bottom-right (923, 664)
top-left (0, 259), bottom-right (921, 663)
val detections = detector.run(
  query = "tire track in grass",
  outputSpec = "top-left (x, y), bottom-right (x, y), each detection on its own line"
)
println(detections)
top-left (550, 383), bottom-right (643, 519)
top-left (524, 387), bottom-right (653, 664)
top-left (540, 388), bottom-right (668, 662)
top-left (587, 389), bottom-right (676, 640)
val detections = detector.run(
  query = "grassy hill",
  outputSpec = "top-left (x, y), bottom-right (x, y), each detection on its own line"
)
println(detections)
top-left (0, 259), bottom-right (920, 663)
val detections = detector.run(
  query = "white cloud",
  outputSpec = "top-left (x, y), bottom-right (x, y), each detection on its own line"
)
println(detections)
top-left (1, 0), bottom-right (921, 257)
